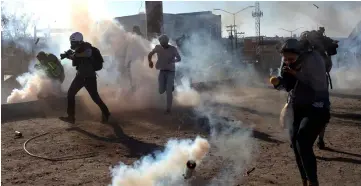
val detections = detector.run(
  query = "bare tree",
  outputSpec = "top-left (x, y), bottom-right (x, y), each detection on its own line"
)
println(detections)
top-left (1, 1), bottom-right (37, 77)
top-left (1, 2), bottom-right (32, 39)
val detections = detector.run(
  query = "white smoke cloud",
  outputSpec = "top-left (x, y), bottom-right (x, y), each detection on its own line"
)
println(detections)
top-left (6, 69), bottom-right (63, 103)
top-left (330, 23), bottom-right (361, 90)
top-left (110, 136), bottom-right (210, 186)
top-left (3, 2), bottom-right (258, 185)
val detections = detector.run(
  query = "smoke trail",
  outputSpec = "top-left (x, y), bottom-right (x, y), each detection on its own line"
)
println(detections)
top-left (110, 136), bottom-right (210, 186)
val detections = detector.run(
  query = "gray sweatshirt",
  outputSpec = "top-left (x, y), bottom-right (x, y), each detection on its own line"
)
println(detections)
top-left (150, 45), bottom-right (181, 71)
top-left (289, 51), bottom-right (330, 107)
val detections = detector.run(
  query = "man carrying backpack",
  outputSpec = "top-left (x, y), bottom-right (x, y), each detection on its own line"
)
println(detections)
top-left (271, 39), bottom-right (330, 186)
top-left (59, 32), bottom-right (110, 124)
top-left (300, 27), bottom-right (339, 149)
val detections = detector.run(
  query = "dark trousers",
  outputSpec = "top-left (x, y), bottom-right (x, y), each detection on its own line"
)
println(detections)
top-left (67, 74), bottom-right (109, 117)
top-left (289, 105), bottom-right (330, 182)
top-left (318, 123), bottom-right (328, 141)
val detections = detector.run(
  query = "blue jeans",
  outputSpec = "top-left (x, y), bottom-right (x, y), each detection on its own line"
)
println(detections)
top-left (158, 70), bottom-right (175, 110)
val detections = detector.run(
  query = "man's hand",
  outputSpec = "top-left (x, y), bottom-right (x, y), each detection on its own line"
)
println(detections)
top-left (149, 61), bottom-right (154, 68)
top-left (69, 53), bottom-right (75, 60)
top-left (283, 66), bottom-right (296, 76)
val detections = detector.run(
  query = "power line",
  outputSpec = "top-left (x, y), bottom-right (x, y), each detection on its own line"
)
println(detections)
top-left (138, 1), bottom-right (143, 13)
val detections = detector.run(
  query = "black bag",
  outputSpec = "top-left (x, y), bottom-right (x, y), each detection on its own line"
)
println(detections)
top-left (91, 46), bottom-right (104, 71)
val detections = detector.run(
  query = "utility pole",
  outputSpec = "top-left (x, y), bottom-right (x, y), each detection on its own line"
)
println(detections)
top-left (252, 2), bottom-right (263, 63)
top-left (145, 1), bottom-right (163, 39)
top-left (235, 31), bottom-right (245, 50)
top-left (214, 6), bottom-right (254, 55)
top-left (226, 25), bottom-right (234, 51)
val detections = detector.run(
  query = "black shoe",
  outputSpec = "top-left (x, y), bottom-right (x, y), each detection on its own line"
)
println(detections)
top-left (302, 179), bottom-right (308, 186)
top-left (164, 109), bottom-right (171, 115)
top-left (317, 140), bottom-right (325, 150)
top-left (172, 86), bottom-right (175, 92)
top-left (59, 116), bottom-right (75, 124)
top-left (102, 112), bottom-right (110, 123)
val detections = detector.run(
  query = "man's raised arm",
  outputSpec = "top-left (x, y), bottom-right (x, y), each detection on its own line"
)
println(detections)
top-left (148, 50), bottom-right (155, 62)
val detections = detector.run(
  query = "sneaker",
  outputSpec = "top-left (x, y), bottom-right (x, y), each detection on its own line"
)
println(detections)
top-left (317, 140), bottom-right (325, 150)
top-left (102, 112), bottom-right (110, 123)
top-left (59, 116), bottom-right (75, 124)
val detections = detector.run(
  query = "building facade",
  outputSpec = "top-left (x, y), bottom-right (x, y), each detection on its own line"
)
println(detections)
top-left (241, 37), bottom-right (283, 76)
top-left (114, 11), bottom-right (222, 41)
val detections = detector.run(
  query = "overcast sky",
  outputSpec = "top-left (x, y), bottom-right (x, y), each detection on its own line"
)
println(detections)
top-left (3, 0), bottom-right (361, 38)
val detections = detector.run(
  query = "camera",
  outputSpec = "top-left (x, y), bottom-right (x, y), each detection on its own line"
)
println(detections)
top-left (60, 49), bottom-right (74, 60)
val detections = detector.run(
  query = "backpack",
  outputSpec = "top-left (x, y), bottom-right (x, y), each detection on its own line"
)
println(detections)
top-left (91, 46), bottom-right (104, 71)
top-left (300, 30), bottom-right (338, 73)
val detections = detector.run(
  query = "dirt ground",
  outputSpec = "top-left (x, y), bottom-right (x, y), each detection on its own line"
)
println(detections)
top-left (1, 87), bottom-right (361, 186)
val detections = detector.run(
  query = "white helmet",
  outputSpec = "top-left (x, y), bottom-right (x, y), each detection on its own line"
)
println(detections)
top-left (70, 32), bottom-right (83, 42)
top-left (158, 34), bottom-right (169, 44)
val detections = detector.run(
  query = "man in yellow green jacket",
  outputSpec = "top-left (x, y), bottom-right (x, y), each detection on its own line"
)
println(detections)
top-left (34, 51), bottom-right (65, 98)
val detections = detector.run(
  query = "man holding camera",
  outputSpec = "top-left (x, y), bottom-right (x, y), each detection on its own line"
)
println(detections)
top-left (59, 32), bottom-right (110, 124)
top-left (271, 39), bottom-right (330, 186)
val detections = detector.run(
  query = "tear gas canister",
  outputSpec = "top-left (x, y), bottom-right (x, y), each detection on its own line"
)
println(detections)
top-left (14, 131), bottom-right (23, 138)
top-left (183, 160), bottom-right (196, 179)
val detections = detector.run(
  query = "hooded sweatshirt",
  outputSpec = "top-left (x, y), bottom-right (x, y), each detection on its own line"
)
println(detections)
top-left (151, 45), bottom-right (181, 71)
top-left (280, 51), bottom-right (330, 108)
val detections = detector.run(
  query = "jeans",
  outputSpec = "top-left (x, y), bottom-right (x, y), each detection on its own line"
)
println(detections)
top-left (158, 70), bottom-right (175, 110)
top-left (67, 74), bottom-right (109, 117)
top-left (289, 105), bottom-right (330, 182)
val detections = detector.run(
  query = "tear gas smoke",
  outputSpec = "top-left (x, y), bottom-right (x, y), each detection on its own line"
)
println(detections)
top-left (110, 136), bottom-right (210, 186)
top-left (6, 71), bottom-right (62, 103)
top-left (194, 101), bottom-right (257, 186)
top-left (69, 3), bottom-right (255, 186)
top-left (330, 24), bottom-right (361, 90)
top-left (5, 2), bottom-right (256, 185)
top-left (273, 2), bottom-right (361, 36)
